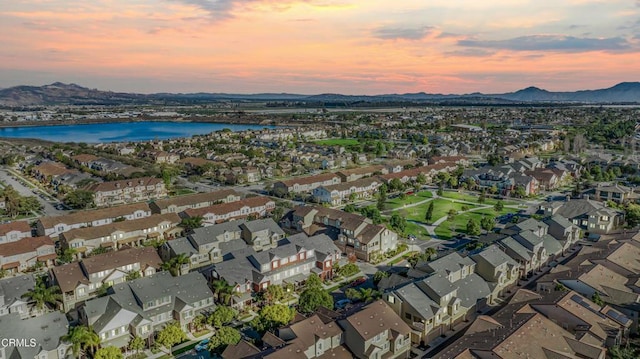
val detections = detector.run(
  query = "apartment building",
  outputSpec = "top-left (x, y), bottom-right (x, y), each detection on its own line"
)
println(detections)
top-left (313, 177), bottom-right (382, 205)
top-left (79, 271), bottom-right (215, 348)
top-left (0, 236), bottom-right (56, 274)
top-left (59, 213), bottom-right (182, 257)
top-left (36, 202), bottom-right (152, 238)
top-left (51, 247), bottom-right (162, 311)
top-left (282, 206), bottom-right (398, 262)
top-left (149, 189), bottom-right (242, 214)
top-left (273, 173), bottom-right (341, 196)
top-left (0, 275), bottom-right (35, 318)
top-left (181, 196), bottom-right (275, 225)
top-left (0, 220), bottom-right (32, 243)
top-left (85, 177), bottom-right (167, 207)
top-left (0, 312), bottom-right (71, 359)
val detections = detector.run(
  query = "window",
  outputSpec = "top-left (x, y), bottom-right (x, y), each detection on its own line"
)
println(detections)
top-left (405, 313), bottom-right (412, 320)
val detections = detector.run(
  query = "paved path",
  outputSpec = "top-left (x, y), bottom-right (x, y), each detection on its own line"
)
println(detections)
top-left (0, 168), bottom-right (66, 217)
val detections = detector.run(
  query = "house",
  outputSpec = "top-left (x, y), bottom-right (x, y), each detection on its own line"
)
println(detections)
top-left (51, 247), bottom-right (162, 311)
top-left (312, 177), bottom-right (382, 205)
top-left (79, 271), bottom-right (215, 349)
top-left (385, 253), bottom-right (492, 345)
top-left (339, 300), bottom-right (411, 359)
top-left (539, 198), bottom-right (624, 234)
top-left (0, 221), bottom-right (32, 243)
top-left (525, 168), bottom-right (559, 191)
top-left (433, 307), bottom-right (606, 359)
top-left (180, 196), bottom-right (275, 225)
top-left (85, 177), bottom-right (167, 207)
top-left (543, 215), bottom-right (582, 253)
top-left (265, 314), bottom-right (350, 359)
top-left (149, 189), bottom-right (242, 214)
top-left (282, 206), bottom-right (398, 262)
top-left (594, 183), bottom-right (638, 204)
top-left (0, 312), bottom-right (71, 359)
top-left (160, 219), bottom-right (285, 272)
top-left (335, 165), bottom-right (387, 182)
top-left (36, 202), bottom-right (152, 238)
top-left (0, 236), bottom-right (56, 274)
top-left (272, 173), bottom-right (341, 196)
top-left (210, 233), bottom-right (340, 309)
top-left (59, 213), bottom-right (182, 257)
top-left (470, 245), bottom-right (520, 299)
top-left (0, 275), bottom-right (35, 318)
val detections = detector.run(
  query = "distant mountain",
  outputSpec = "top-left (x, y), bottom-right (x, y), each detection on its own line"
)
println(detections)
top-left (0, 82), bottom-right (638, 106)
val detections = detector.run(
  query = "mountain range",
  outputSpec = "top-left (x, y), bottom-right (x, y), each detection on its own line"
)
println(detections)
top-left (0, 81), bottom-right (639, 106)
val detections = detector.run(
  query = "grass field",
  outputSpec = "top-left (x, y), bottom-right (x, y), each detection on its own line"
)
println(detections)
top-left (439, 191), bottom-right (518, 206)
top-left (394, 199), bottom-right (479, 223)
top-left (313, 138), bottom-right (360, 146)
top-left (434, 207), bottom-right (520, 239)
top-left (386, 191), bottom-right (433, 209)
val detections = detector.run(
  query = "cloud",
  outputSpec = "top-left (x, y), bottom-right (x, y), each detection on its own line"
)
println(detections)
top-left (445, 48), bottom-right (495, 57)
top-left (172, 0), bottom-right (349, 21)
top-left (372, 25), bottom-right (434, 40)
top-left (458, 35), bottom-right (632, 52)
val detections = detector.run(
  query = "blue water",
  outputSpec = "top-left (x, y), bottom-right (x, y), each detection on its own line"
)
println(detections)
top-left (0, 121), bottom-right (275, 143)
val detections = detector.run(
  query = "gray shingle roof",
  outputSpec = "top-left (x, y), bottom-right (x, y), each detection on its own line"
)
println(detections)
top-left (470, 245), bottom-right (518, 269)
top-left (420, 252), bottom-right (475, 275)
top-left (240, 218), bottom-right (285, 236)
top-left (0, 312), bottom-right (69, 358)
top-left (189, 219), bottom-right (246, 247)
top-left (394, 283), bottom-right (439, 320)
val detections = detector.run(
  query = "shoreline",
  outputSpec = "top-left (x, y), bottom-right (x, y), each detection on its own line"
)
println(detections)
top-left (0, 116), bottom-right (302, 129)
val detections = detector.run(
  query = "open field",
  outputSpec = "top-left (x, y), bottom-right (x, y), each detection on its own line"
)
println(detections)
top-left (386, 190), bottom-right (433, 209)
top-left (394, 199), bottom-right (479, 223)
top-left (312, 138), bottom-right (360, 146)
top-left (434, 207), bottom-right (520, 239)
top-left (439, 191), bottom-right (518, 206)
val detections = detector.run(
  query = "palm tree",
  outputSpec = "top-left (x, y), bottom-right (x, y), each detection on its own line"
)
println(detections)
top-left (22, 277), bottom-right (62, 311)
top-left (161, 254), bottom-right (189, 276)
top-left (358, 288), bottom-right (381, 303)
top-left (62, 325), bottom-right (100, 358)
top-left (211, 279), bottom-right (234, 305)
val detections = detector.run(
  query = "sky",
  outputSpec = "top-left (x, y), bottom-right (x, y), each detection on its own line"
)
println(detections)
top-left (1, 0), bottom-right (639, 94)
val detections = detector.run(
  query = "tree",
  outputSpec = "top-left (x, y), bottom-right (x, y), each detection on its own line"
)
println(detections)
top-left (179, 216), bottom-right (203, 231)
top-left (156, 321), bottom-right (187, 354)
top-left (94, 346), bottom-right (123, 359)
top-left (63, 189), bottom-right (95, 209)
top-left (466, 218), bottom-right (481, 236)
top-left (425, 201), bottom-right (434, 222)
top-left (609, 345), bottom-right (639, 359)
top-left (343, 204), bottom-right (357, 213)
top-left (357, 288), bottom-right (381, 303)
top-left (208, 305), bottom-right (236, 328)
top-left (389, 213), bottom-right (406, 233)
top-left (259, 304), bottom-right (295, 328)
top-left (22, 276), bottom-right (61, 310)
top-left (478, 189), bottom-right (486, 204)
top-left (389, 178), bottom-right (404, 192)
top-left (192, 314), bottom-right (207, 332)
top-left (345, 288), bottom-right (361, 301)
top-left (211, 279), bottom-right (235, 305)
top-left (161, 254), bottom-right (189, 276)
top-left (625, 203), bottom-right (640, 227)
top-left (299, 286), bottom-right (334, 313)
top-left (377, 184), bottom-right (388, 211)
top-left (305, 273), bottom-right (323, 289)
top-left (436, 185), bottom-right (443, 196)
top-left (126, 271), bottom-right (141, 281)
top-left (265, 284), bottom-right (285, 304)
top-left (57, 248), bottom-right (77, 264)
top-left (129, 336), bottom-right (145, 354)
top-left (591, 292), bottom-right (604, 306)
top-left (416, 173), bottom-right (427, 185)
top-left (373, 270), bottom-right (389, 285)
top-left (208, 327), bottom-right (241, 353)
top-left (63, 325), bottom-right (100, 358)
top-left (494, 201), bottom-right (504, 212)
top-left (447, 209), bottom-right (457, 222)
top-left (480, 216), bottom-right (494, 232)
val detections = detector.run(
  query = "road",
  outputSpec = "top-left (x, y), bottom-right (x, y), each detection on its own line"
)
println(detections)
top-left (0, 167), bottom-right (67, 217)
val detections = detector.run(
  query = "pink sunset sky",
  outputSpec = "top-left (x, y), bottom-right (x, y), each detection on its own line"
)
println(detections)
top-left (1, 0), bottom-right (639, 94)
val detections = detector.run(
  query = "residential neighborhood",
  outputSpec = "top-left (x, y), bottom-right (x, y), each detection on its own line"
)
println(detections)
top-left (0, 104), bottom-right (639, 359)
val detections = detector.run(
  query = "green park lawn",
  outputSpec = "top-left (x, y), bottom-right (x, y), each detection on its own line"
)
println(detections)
top-left (386, 191), bottom-right (433, 209)
top-left (439, 191), bottom-right (518, 206)
top-left (434, 207), bottom-right (520, 239)
top-left (313, 138), bottom-right (360, 146)
top-left (395, 199), bottom-right (479, 223)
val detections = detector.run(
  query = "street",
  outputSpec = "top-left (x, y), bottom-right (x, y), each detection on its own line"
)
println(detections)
top-left (0, 167), bottom-right (67, 217)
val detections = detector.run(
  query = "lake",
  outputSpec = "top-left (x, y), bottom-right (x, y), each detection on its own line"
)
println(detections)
top-left (0, 121), bottom-right (276, 143)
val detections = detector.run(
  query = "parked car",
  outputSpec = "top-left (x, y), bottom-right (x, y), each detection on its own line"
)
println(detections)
top-left (195, 338), bottom-right (210, 352)
top-left (349, 276), bottom-right (367, 287)
top-left (335, 298), bottom-right (352, 310)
